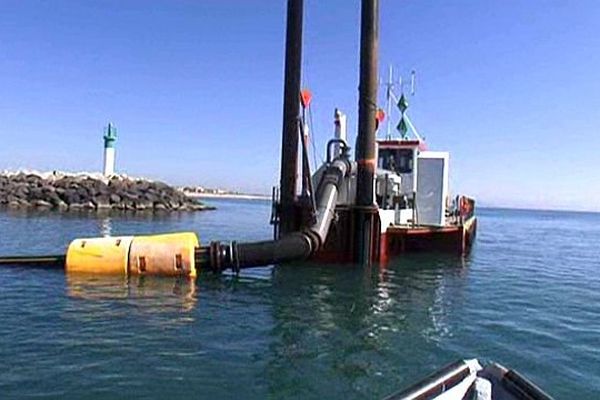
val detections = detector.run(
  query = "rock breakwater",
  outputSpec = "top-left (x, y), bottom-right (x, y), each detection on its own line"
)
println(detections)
top-left (0, 171), bottom-right (213, 212)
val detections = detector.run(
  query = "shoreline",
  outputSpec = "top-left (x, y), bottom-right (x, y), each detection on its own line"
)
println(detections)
top-left (184, 192), bottom-right (270, 201)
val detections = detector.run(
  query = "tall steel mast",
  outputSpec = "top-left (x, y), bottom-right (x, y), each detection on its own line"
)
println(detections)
top-left (278, 0), bottom-right (304, 237)
top-left (354, 0), bottom-right (380, 264)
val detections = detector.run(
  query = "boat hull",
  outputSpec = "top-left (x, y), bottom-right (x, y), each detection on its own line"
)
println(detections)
top-left (380, 217), bottom-right (477, 262)
top-left (311, 208), bottom-right (477, 264)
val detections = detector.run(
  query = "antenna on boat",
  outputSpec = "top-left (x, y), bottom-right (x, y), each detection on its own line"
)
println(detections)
top-left (382, 66), bottom-right (424, 141)
top-left (383, 66), bottom-right (419, 140)
top-left (384, 65), bottom-right (400, 140)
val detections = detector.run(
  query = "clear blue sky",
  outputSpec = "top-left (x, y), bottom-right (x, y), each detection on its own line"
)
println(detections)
top-left (1, 0), bottom-right (599, 211)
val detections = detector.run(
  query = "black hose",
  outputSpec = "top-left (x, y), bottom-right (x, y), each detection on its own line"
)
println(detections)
top-left (210, 156), bottom-right (350, 271)
top-left (235, 232), bottom-right (313, 268)
top-left (0, 255), bottom-right (65, 268)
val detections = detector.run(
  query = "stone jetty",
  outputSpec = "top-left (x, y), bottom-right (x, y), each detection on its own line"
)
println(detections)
top-left (0, 171), bottom-right (214, 212)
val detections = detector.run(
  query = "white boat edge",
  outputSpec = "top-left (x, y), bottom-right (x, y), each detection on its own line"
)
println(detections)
top-left (383, 358), bottom-right (554, 400)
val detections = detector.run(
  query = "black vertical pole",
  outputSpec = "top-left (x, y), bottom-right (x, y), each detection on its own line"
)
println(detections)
top-left (279, 0), bottom-right (304, 237)
top-left (354, 0), bottom-right (379, 264)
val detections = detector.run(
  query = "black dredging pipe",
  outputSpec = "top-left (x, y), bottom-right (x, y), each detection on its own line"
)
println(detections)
top-left (279, 0), bottom-right (304, 237)
top-left (206, 156), bottom-right (350, 271)
top-left (0, 255), bottom-right (65, 267)
top-left (354, 0), bottom-right (379, 264)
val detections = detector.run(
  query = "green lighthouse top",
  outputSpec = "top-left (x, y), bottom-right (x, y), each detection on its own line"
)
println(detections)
top-left (103, 123), bottom-right (117, 148)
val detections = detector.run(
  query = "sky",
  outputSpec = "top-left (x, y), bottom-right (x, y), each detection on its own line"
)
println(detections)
top-left (1, 0), bottom-right (600, 211)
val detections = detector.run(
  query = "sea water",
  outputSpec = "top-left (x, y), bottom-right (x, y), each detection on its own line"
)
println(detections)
top-left (0, 200), bottom-right (598, 399)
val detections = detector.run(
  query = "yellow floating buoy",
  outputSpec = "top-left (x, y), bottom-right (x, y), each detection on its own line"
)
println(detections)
top-left (129, 232), bottom-right (199, 277)
top-left (65, 232), bottom-right (199, 277)
top-left (66, 236), bottom-right (134, 275)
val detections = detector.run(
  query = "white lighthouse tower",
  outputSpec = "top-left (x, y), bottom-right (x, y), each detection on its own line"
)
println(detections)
top-left (103, 123), bottom-right (117, 176)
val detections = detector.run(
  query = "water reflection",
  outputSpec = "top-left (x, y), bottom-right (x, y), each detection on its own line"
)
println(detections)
top-left (265, 255), bottom-right (470, 399)
top-left (99, 216), bottom-right (112, 237)
top-left (65, 274), bottom-right (198, 313)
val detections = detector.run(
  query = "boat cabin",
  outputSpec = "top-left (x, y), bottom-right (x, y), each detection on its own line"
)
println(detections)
top-left (375, 138), bottom-right (450, 227)
top-left (376, 139), bottom-right (424, 195)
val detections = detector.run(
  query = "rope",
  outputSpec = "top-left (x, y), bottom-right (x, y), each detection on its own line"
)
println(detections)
top-left (308, 105), bottom-right (323, 168)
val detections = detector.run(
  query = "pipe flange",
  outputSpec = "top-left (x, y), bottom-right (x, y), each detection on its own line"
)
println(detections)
top-left (209, 241), bottom-right (222, 273)
top-left (230, 241), bottom-right (240, 275)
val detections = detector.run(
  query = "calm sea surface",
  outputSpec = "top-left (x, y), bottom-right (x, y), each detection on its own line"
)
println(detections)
top-left (0, 200), bottom-right (598, 399)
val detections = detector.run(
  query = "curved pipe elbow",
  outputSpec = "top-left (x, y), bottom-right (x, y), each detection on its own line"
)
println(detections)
top-left (207, 156), bottom-right (351, 272)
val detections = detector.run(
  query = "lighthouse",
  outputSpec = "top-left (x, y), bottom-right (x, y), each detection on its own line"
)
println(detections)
top-left (103, 123), bottom-right (117, 176)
